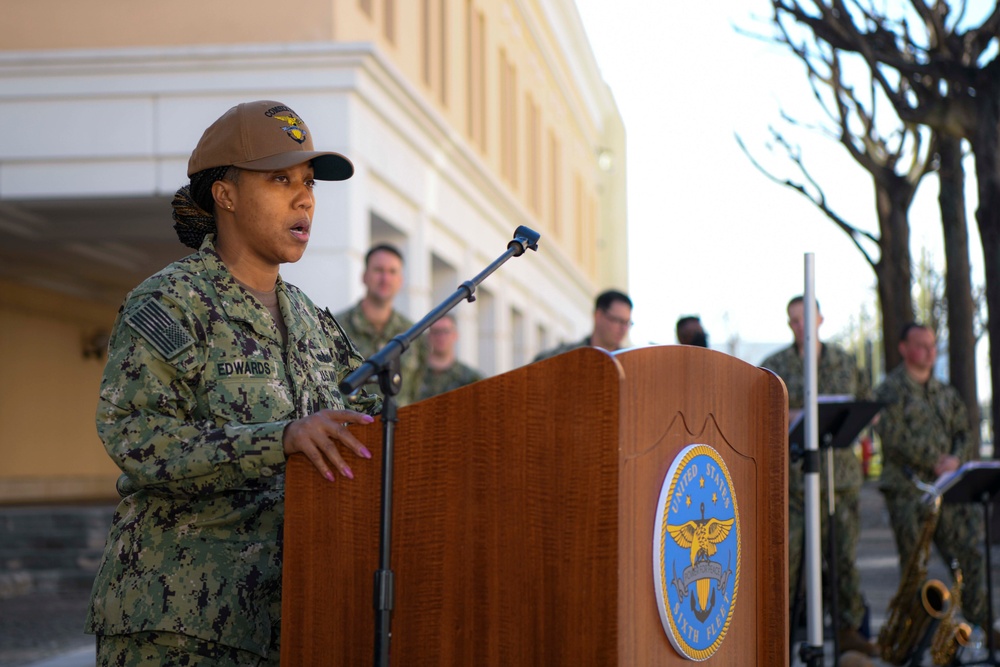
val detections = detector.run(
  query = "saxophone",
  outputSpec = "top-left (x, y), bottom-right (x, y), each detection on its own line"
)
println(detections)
top-left (929, 565), bottom-right (973, 666)
top-left (878, 493), bottom-right (956, 665)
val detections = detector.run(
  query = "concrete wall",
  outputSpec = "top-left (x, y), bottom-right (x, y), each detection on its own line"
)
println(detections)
top-left (0, 281), bottom-right (121, 502)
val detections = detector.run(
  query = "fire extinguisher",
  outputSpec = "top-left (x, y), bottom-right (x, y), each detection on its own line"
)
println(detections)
top-left (860, 435), bottom-right (874, 478)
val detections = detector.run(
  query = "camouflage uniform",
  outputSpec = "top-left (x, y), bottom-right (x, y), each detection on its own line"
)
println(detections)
top-left (97, 630), bottom-right (269, 667)
top-left (760, 342), bottom-right (871, 631)
top-left (532, 335), bottom-right (594, 363)
top-left (86, 235), bottom-right (379, 664)
top-left (334, 301), bottom-right (428, 407)
top-left (416, 360), bottom-right (483, 401)
top-left (875, 365), bottom-right (988, 628)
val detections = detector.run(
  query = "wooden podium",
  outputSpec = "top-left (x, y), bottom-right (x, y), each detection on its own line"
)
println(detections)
top-left (281, 345), bottom-right (788, 665)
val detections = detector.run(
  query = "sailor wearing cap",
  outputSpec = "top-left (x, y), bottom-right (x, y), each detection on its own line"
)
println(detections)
top-left (86, 100), bottom-right (381, 666)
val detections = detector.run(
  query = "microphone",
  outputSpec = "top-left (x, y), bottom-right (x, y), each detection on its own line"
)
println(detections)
top-left (507, 226), bottom-right (540, 256)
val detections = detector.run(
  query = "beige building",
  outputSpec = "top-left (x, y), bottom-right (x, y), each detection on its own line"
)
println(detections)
top-left (0, 0), bottom-right (627, 503)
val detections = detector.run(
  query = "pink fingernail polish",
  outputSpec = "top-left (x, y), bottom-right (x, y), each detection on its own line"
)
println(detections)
top-left (343, 466), bottom-right (354, 480)
top-left (360, 446), bottom-right (372, 459)
top-left (324, 471), bottom-right (336, 482)
top-left (363, 415), bottom-right (375, 423)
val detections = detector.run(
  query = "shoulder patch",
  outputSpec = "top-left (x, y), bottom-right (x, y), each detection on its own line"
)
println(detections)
top-left (322, 308), bottom-right (352, 342)
top-left (125, 298), bottom-right (195, 359)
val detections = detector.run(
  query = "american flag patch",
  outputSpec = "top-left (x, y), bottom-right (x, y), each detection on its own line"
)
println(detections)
top-left (125, 298), bottom-right (195, 359)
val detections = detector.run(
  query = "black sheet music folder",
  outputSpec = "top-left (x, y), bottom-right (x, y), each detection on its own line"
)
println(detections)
top-left (787, 396), bottom-right (884, 460)
top-left (932, 461), bottom-right (1000, 505)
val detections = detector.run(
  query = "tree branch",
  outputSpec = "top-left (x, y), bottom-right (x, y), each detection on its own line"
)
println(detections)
top-left (735, 130), bottom-right (879, 268)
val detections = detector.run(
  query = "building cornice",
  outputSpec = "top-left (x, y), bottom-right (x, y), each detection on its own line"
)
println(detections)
top-left (0, 41), bottom-right (597, 296)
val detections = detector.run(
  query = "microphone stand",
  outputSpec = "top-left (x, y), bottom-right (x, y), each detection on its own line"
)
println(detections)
top-left (339, 226), bottom-right (541, 667)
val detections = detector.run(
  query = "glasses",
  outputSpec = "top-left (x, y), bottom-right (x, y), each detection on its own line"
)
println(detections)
top-left (600, 310), bottom-right (633, 328)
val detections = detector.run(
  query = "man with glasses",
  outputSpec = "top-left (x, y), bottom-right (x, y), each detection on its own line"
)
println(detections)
top-left (533, 290), bottom-right (633, 362)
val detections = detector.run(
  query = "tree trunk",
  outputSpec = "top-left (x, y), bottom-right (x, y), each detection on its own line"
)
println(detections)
top-left (970, 104), bottom-right (1000, 457)
top-left (874, 178), bottom-right (914, 372)
top-left (938, 135), bottom-right (981, 452)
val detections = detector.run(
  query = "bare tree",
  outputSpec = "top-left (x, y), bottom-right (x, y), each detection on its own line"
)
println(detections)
top-left (936, 134), bottom-right (980, 449)
top-left (771, 0), bottom-right (1000, 449)
top-left (914, 247), bottom-right (945, 334)
top-left (738, 15), bottom-right (934, 370)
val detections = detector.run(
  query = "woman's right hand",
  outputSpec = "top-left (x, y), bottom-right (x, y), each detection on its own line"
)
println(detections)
top-left (282, 409), bottom-right (375, 481)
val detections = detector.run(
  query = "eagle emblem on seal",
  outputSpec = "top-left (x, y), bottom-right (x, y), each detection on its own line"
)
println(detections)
top-left (667, 502), bottom-right (735, 622)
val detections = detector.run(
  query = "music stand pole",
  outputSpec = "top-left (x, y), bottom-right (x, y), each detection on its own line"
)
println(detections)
top-left (788, 398), bottom-right (883, 665)
top-left (825, 443), bottom-right (840, 661)
top-left (965, 488), bottom-right (998, 666)
top-left (982, 491), bottom-right (996, 664)
top-left (800, 253), bottom-right (826, 667)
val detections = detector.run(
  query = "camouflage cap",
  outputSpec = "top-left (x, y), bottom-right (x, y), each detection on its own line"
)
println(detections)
top-left (187, 100), bottom-right (353, 181)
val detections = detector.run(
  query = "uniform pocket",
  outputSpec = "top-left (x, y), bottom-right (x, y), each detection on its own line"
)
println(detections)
top-left (207, 377), bottom-right (295, 424)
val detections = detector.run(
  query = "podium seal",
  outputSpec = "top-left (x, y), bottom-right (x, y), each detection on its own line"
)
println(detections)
top-left (653, 443), bottom-right (741, 660)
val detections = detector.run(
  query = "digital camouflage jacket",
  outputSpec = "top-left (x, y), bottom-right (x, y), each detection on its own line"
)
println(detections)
top-left (333, 301), bottom-right (428, 407)
top-left (531, 335), bottom-right (594, 363)
top-left (86, 235), bottom-right (378, 658)
top-left (875, 364), bottom-right (973, 497)
top-left (416, 360), bottom-right (484, 401)
top-left (760, 342), bottom-right (871, 493)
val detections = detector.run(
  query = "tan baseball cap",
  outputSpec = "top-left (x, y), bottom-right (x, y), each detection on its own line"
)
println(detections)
top-left (187, 100), bottom-right (353, 181)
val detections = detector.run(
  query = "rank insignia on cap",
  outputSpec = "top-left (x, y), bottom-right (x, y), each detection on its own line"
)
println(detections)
top-left (125, 298), bottom-right (195, 360)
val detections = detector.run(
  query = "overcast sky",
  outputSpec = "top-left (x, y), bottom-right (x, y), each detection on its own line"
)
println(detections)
top-left (573, 0), bottom-right (989, 375)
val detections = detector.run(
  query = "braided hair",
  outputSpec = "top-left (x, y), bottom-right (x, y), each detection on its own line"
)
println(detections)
top-left (171, 166), bottom-right (238, 249)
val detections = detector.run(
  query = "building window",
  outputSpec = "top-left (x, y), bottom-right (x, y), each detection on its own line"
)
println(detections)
top-left (549, 130), bottom-right (560, 236)
top-left (424, 1), bottom-right (448, 105)
top-left (466, 2), bottom-right (486, 152)
top-left (423, 0), bottom-right (432, 85)
top-left (477, 287), bottom-right (496, 376)
top-left (536, 323), bottom-right (548, 359)
top-left (511, 307), bottom-right (526, 367)
top-left (500, 49), bottom-right (517, 188)
top-left (527, 95), bottom-right (540, 214)
top-left (477, 11), bottom-right (485, 151)
top-left (574, 172), bottom-right (584, 265)
top-left (586, 191), bottom-right (597, 273)
top-left (439, 0), bottom-right (448, 106)
top-left (384, 0), bottom-right (395, 43)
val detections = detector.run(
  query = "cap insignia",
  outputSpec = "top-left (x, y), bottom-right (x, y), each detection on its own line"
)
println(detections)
top-left (273, 114), bottom-right (307, 144)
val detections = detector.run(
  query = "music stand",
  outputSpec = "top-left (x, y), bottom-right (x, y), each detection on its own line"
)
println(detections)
top-left (788, 399), bottom-right (885, 463)
top-left (934, 461), bottom-right (1000, 666)
top-left (788, 398), bottom-right (884, 664)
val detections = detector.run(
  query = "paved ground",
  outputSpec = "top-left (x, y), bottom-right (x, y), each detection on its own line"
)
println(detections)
top-left (2, 480), bottom-right (998, 667)
top-left (0, 589), bottom-right (93, 667)
top-left (791, 479), bottom-right (1000, 666)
